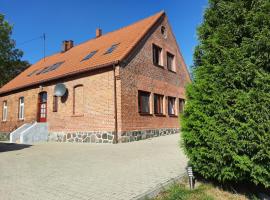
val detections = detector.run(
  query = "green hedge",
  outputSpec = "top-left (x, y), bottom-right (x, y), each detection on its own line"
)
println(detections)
top-left (182, 0), bottom-right (270, 188)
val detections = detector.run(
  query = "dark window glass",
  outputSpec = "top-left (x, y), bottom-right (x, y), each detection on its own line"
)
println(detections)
top-left (154, 94), bottom-right (163, 114)
top-left (53, 96), bottom-right (58, 112)
top-left (138, 91), bottom-right (150, 114)
top-left (39, 92), bottom-right (47, 103)
top-left (81, 50), bottom-right (98, 61)
top-left (36, 66), bottom-right (50, 75)
top-left (179, 98), bottom-right (185, 114)
top-left (153, 44), bottom-right (162, 66)
top-left (167, 52), bottom-right (175, 71)
top-left (35, 61), bottom-right (65, 76)
top-left (104, 43), bottom-right (119, 54)
top-left (168, 97), bottom-right (176, 115)
top-left (27, 69), bottom-right (39, 77)
top-left (46, 61), bottom-right (64, 72)
top-left (161, 26), bottom-right (167, 38)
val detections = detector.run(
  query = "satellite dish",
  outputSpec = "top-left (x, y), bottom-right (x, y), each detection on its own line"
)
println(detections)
top-left (54, 83), bottom-right (67, 97)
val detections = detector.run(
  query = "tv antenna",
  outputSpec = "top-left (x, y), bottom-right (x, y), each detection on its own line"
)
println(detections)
top-left (43, 33), bottom-right (46, 61)
top-left (17, 33), bottom-right (46, 61)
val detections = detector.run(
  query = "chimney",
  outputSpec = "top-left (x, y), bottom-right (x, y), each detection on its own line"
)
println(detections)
top-left (62, 40), bottom-right (74, 52)
top-left (96, 28), bottom-right (102, 38)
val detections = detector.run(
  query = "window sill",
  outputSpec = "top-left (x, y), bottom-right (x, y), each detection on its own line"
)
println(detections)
top-left (72, 114), bottom-right (84, 117)
top-left (1, 121), bottom-right (7, 123)
top-left (18, 119), bottom-right (24, 122)
top-left (154, 113), bottom-right (166, 117)
top-left (169, 114), bottom-right (178, 118)
top-left (139, 113), bottom-right (153, 116)
top-left (153, 63), bottom-right (165, 69)
top-left (168, 69), bottom-right (177, 73)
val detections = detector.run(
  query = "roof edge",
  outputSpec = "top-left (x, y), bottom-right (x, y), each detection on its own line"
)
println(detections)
top-left (119, 11), bottom-right (165, 63)
top-left (0, 11), bottom-right (165, 95)
top-left (0, 60), bottom-right (119, 95)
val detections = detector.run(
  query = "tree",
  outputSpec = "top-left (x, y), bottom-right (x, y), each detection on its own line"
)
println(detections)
top-left (182, 0), bottom-right (270, 188)
top-left (0, 14), bottom-right (29, 87)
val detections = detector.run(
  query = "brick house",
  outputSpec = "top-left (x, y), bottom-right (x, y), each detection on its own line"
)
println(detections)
top-left (0, 11), bottom-right (191, 143)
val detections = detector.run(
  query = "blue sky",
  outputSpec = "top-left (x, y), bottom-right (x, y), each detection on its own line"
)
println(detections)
top-left (0, 0), bottom-right (208, 70)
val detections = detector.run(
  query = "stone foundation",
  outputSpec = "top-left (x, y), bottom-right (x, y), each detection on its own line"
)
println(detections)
top-left (119, 128), bottom-right (179, 143)
top-left (49, 128), bottom-right (179, 144)
top-left (49, 131), bottom-right (115, 144)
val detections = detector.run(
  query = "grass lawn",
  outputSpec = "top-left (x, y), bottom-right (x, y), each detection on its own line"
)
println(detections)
top-left (152, 177), bottom-right (261, 200)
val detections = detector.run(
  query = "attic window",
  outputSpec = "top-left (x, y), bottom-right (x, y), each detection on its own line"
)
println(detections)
top-left (39, 61), bottom-right (65, 74)
top-left (81, 50), bottom-right (98, 61)
top-left (161, 26), bottom-right (167, 39)
top-left (27, 69), bottom-right (39, 77)
top-left (29, 61), bottom-right (65, 76)
top-left (104, 43), bottom-right (120, 54)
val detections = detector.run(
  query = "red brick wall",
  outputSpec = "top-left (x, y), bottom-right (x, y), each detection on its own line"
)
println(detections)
top-left (0, 16), bottom-right (190, 141)
top-left (0, 68), bottom-right (116, 133)
top-left (0, 88), bottom-right (39, 133)
top-left (48, 68), bottom-right (115, 132)
top-left (118, 16), bottom-right (191, 133)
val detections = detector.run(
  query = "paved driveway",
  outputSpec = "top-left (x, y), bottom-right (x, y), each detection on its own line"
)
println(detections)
top-left (0, 134), bottom-right (188, 200)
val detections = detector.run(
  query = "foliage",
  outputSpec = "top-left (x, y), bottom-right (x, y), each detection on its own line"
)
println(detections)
top-left (154, 183), bottom-right (213, 200)
top-left (0, 13), bottom-right (29, 87)
top-left (152, 178), bottom-right (254, 200)
top-left (182, 0), bottom-right (270, 188)
top-left (0, 133), bottom-right (9, 141)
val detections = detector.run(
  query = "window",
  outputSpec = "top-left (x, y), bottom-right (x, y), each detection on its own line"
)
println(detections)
top-left (161, 26), bottom-right (167, 39)
top-left (154, 94), bottom-right (164, 115)
top-left (104, 43), bottom-right (119, 54)
top-left (43, 61), bottom-right (64, 73)
top-left (167, 52), bottom-right (175, 71)
top-left (73, 85), bottom-right (84, 115)
top-left (81, 50), bottom-right (98, 61)
top-left (53, 96), bottom-right (58, 112)
top-left (153, 44), bottom-right (162, 66)
top-left (30, 61), bottom-right (65, 76)
top-left (168, 97), bottom-right (176, 116)
top-left (18, 97), bottom-right (24, 120)
top-left (2, 101), bottom-right (7, 121)
top-left (138, 91), bottom-right (150, 114)
top-left (27, 69), bottom-right (39, 77)
top-left (179, 98), bottom-right (185, 114)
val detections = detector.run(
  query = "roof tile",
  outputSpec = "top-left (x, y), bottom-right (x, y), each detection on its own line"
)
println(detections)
top-left (0, 11), bottom-right (164, 94)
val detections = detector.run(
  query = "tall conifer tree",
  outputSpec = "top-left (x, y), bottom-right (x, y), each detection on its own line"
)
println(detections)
top-left (182, 0), bottom-right (270, 188)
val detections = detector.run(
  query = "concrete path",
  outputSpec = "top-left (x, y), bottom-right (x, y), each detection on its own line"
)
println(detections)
top-left (0, 134), bottom-right (188, 200)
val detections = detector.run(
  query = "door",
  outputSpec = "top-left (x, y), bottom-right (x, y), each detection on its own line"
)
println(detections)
top-left (38, 92), bottom-right (47, 122)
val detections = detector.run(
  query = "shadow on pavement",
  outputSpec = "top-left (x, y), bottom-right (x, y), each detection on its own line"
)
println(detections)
top-left (0, 143), bottom-right (32, 152)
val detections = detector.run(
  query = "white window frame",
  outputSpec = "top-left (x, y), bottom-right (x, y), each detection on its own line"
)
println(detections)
top-left (19, 97), bottom-right (24, 120)
top-left (2, 101), bottom-right (7, 121)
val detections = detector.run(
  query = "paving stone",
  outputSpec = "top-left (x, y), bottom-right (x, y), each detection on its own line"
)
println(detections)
top-left (0, 134), bottom-right (187, 200)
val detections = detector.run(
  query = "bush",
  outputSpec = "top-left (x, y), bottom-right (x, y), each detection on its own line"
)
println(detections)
top-left (0, 133), bottom-right (9, 141)
top-left (182, 0), bottom-right (270, 188)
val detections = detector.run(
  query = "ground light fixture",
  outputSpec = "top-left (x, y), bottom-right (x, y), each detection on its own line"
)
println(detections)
top-left (186, 166), bottom-right (195, 189)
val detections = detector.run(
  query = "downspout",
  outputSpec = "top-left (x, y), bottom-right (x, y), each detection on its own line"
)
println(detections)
top-left (113, 64), bottom-right (118, 143)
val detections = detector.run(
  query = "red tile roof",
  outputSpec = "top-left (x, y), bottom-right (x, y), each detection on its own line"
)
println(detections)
top-left (0, 11), bottom-right (165, 94)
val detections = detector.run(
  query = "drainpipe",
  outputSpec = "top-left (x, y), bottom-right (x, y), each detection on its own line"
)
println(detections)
top-left (113, 64), bottom-right (118, 143)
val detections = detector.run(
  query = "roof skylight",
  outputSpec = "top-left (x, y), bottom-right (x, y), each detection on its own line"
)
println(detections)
top-left (81, 50), bottom-right (98, 61)
top-left (27, 69), bottom-right (39, 77)
top-left (104, 43), bottom-right (120, 54)
top-left (27, 61), bottom-right (65, 77)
